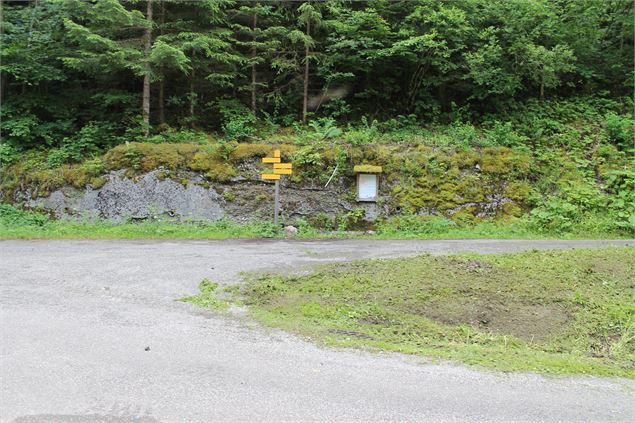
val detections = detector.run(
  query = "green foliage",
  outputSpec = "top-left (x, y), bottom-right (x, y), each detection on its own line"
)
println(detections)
top-left (604, 112), bottom-right (634, 151)
top-left (336, 208), bottom-right (365, 231)
top-left (2, 0), bottom-right (632, 147)
top-left (180, 278), bottom-right (229, 311)
top-left (239, 247), bottom-right (635, 377)
top-left (0, 204), bottom-right (51, 227)
top-left (254, 221), bottom-right (280, 238)
top-left (0, 143), bottom-right (20, 166)
top-left (214, 99), bottom-right (256, 141)
top-left (307, 118), bottom-right (343, 141)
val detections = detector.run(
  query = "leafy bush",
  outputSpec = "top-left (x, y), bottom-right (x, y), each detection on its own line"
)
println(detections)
top-left (485, 121), bottom-right (529, 148)
top-left (529, 198), bottom-right (579, 233)
top-left (0, 204), bottom-right (50, 227)
top-left (337, 208), bottom-right (365, 231)
top-left (214, 99), bottom-right (256, 141)
top-left (0, 143), bottom-right (19, 166)
top-left (447, 122), bottom-right (478, 149)
top-left (254, 221), bottom-right (280, 238)
top-left (47, 122), bottom-right (120, 167)
top-left (146, 128), bottom-right (210, 145)
top-left (604, 112), bottom-right (634, 151)
top-left (381, 114), bottom-right (419, 132)
top-left (344, 117), bottom-right (379, 145)
top-left (307, 118), bottom-right (343, 141)
top-left (293, 146), bottom-right (322, 168)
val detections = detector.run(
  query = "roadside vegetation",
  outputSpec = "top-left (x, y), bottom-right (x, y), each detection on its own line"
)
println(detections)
top-left (1, 2), bottom-right (633, 239)
top-left (214, 247), bottom-right (635, 377)
top-left (1, 204), bottom-right (631, 240)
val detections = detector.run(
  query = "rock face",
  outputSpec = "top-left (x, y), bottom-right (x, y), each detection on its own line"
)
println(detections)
top-left (22, 169), bottom-right (368, 223)
top-left (17, 167), bottom-right (519, 223)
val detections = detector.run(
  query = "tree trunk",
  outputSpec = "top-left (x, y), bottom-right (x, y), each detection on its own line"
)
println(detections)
top-left (539, 67), bottom-right (545, 100)
top-left (158, 0), bottom-right (165, 125)
top-left (189, 51), bottom-right (196, 122)
top-left (0, 0), bottom-right (4, 106)
top-left (142, 0), bottom-right (153, 136)
top-left (302, 19), bottom-right (310, 124)
top-left (158, 80), bottom-right (165, 125)
top-left (251, 12), bottom-right (258, 115)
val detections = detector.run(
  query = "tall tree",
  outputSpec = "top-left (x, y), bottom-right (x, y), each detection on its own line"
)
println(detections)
top-left (296, 2), bottom-right (322, 123)
top-left (142, 0), bottom-right (153, 135)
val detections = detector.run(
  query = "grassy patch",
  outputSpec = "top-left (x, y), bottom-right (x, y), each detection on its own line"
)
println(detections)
top-left (179, 278), bottom-right (229, 311)
top-left (237, 247), bottom-right (635, 377)
top-left (1, 204), bottom-right (630, 240)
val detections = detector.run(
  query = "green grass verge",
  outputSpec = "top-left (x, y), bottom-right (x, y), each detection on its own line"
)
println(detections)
top-left (233, 246), bottom-right (635, 377)
top-left (0, 204), bottom-right (631, 240)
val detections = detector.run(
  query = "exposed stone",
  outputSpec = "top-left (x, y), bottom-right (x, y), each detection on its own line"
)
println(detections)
top-left (283, 225), bottom-right (298, 235)
top-left (21, 170), bottom-right (365, 223)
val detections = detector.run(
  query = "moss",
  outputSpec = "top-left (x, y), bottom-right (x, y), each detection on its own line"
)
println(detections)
top-left (155, 170), bottom-right (169, 181)
top-left (353, 165), bottom-right (382, 173)
top-left (501, 202), bottom-right (523, 217)
top-left (231, 143), bottom-right (272, 162)
top-left (205, 163), bottom-right (236, 182)
top-left (190, 151), bottom-right (217, 171)
top-left (104, 143), bottom-right (199, 172)
top-left (90, 176), bottom-right (106, 189)
top-left (196, 180), bottom-right (210, 189)
top-left (389, 146), bottom-right (535, 219)
top-left (223, 190), bottom-right (236, 202)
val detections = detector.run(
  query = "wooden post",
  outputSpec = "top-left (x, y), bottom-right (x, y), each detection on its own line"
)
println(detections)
top-left (274, 179), bottom-right (280, 226)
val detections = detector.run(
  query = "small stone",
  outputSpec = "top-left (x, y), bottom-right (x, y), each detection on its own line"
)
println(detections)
top-left (365, 230), bottom-right (376, 235)
top-left (284, 225), bottom-right (298, 235)
top-left (144, 346), bottom-right (150, 351)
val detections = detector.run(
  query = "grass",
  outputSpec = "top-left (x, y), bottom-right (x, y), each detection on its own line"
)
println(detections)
top-left (1, 205), bottom-right (631, 240)
top-left (229, 246), bottom-right (635, 377)
top-left (179, 279), bottom-right (229, 311)
top-left (1, 219), bottom-right (629, 240)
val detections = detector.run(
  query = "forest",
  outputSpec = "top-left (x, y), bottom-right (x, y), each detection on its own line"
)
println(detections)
top-left (0, 0), bottom-right (634, 237)
top-left (2, 0), bottom-right (633, 144)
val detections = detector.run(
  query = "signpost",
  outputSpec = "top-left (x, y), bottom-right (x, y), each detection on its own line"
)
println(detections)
top-left (261, 149), bottom-right (293, 225)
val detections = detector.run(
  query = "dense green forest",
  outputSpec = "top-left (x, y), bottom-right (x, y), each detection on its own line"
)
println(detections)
top-left (1, 0), bottom-right (634, 237)
top-left (2, 0), bottom-right (633, 146)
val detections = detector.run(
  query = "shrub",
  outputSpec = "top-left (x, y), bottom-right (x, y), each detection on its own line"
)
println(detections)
top-left (215, 99), bottom-right (256, 141)
top-left (0, 143), bottom-right (19, 165)
top-left (307, 118), bottom-right (343, 141)
top-left (0, 204), bottom-right (50, 227)
top-left (485, 121), bottom-right (529, 148)
top-left (604, 112), bottom-right (634, 151)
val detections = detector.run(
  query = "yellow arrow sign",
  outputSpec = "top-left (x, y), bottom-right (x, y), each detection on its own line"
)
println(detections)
top-left (273, 163), bottom-right (292, 170)
top-left (273, 168), bottom-right (292, 175)
top-left (274, 149), bottom-right (281, 158)
top-left (261, 173), bottom-right (281, 180)
top-left (262, 157), bottom-right (281, 164)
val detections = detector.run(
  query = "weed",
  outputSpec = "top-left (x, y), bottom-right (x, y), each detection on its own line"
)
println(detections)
top-left (179, 278), bottom-right (229, 311)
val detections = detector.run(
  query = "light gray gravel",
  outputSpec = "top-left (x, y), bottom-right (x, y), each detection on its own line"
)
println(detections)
top-left (1, 239), bottom-right (634, 423)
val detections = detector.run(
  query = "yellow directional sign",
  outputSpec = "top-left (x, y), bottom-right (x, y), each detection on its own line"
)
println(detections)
top-left (261, 173), bottom-right (281, 180)
top-left (273, 168), bottom-right (292, 175)
top-left (273, 163), bottom-right (292, 170)
top-left (261, 149), bottom-right (293, 225)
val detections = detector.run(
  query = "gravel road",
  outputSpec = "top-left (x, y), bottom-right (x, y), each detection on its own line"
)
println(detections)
top-left (1, 239), bottom-right (634, 422)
